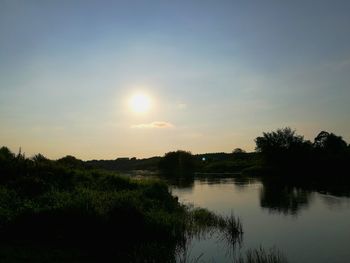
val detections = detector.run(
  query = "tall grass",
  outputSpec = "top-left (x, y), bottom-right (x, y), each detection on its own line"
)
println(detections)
top-left (222, 212), bottom-right (243, 243)
top-left (173, 207), bottom-right (244, 262)
top-left (234, 247), bottom-right (288, 263)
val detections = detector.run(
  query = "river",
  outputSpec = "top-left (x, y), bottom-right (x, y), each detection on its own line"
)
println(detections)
top-left (167, 174), bottom-right (350, 263)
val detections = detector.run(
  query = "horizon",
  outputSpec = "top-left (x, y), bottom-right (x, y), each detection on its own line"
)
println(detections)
top-left (3, 144), bottom-right (248, 161)
top-left (1, 1), bottom-right (350, 160)
top-left (3, 127), bottom-right (348, 161)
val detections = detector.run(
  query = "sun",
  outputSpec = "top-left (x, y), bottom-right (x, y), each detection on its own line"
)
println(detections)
top-left (129, 93), bottom-right (151, 113)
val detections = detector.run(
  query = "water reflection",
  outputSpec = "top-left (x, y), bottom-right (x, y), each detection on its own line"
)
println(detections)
top-left (196, 173), bottom-right (257, 189)
top-left (259, 177), bottom-right (350, 215)
top-left (259, 182), bottom-right (312, 216)
top-left (165, 175), bottom-right (195, 189)
top-left (320, 195), bottom-right (350, 211)
top-left (162, 173), bottom-right (350, 262)
top-left (164, 173), bottom-right (350, 216)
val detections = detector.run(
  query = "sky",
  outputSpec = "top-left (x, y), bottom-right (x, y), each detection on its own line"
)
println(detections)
top-left (1, 0), bottom-right (350, 160)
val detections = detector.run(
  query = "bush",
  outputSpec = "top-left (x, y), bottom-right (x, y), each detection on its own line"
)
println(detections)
top-left (159, 150), bottom-right (196, 176)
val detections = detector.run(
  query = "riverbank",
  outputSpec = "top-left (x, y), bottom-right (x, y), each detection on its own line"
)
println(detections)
top-left (0, 148), bottom-right (244, 262)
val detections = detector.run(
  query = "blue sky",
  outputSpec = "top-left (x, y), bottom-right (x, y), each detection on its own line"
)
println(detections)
top-left (1, 0), bottom-right (350, 159)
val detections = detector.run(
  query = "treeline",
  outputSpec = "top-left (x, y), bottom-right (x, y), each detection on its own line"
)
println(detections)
top-left (253, 127), bottom-right (350, 177)
top-left (0, 147), bottom-right (257, 175)
top-left (1, 127), bottom-right (348, 177)
top-left (196, 151), bottom-right (258, 173)
top-left (86, 151), bottom-right (258, 174)
top-left (156, 128), bottom-right (350, 177)
top-left (0, 147), bottom-right (162, 173)
top-left (86, 156), bottom-right (161, 171)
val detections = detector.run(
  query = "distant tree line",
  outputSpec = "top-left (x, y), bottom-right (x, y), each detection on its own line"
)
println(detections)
top-left (158, 128), bottom-right (349, 177)
top-left (1, 127), bottom-right (348, 178)
top-left (86, 156), bottom-right (161, 171)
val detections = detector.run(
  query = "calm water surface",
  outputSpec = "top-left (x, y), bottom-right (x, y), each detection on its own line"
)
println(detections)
top-left (169, 175), bottom-right (350, 263)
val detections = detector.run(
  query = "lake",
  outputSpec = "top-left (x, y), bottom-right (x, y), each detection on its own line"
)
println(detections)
top-left (167, 174), bottom-right (350, 263)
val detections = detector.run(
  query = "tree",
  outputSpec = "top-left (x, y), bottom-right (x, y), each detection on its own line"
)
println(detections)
top-left (255, 127), bottom-right (311, 166)
top-left (158, 150), bottom-right (195, 176)
top-left (232, 148), bottom-right (246, 154)
top-left (57, 155), bottom-right (84, 168)
top-left (32, 153), bottom-right (49, 163)
top-left (0, 147), bottom-right (15, 175)
top-left (255, 128), bottom-right (305, 152)
top-left (0, 146), bottom-right (15, 162)
top-left (232, 148), bottom-right (248, 161)
top-left (313, 131), bottom-right (347, 154)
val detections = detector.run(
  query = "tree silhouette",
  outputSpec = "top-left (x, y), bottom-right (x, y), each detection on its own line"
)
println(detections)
top-left (314, 131), bottom-right (347, 154)
top-left (57, 155), bottom-right (84, 168)
top-left (232, 148), bottom-right (246, 154)
top-left (255, 127), bottom-right (311, 167)
top-left (158, 150), bottom-right (195, 176)
top-left (0, 146), bottom-right (15, 161)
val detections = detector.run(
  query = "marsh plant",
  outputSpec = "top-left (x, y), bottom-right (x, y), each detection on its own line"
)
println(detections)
top-left (234, 247), bottom-right (288, 263)
top-left (222, 212), bottom-right (243, 243)
top-left (219, 212), bottom-right (244, 259)
top-left (176, 208), bottom-right (244, 262)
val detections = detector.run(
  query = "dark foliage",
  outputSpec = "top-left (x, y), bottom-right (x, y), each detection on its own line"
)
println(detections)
top-left (254, 127), bottom-right (349, 176)
top-left (0, 147), bottom-right (241, 262)
top-left (86, 156), bottom-right (161, 171)
top-left (195, 152), bottom-right (259, 173)
top-left (0, 148), bottom-right (186, 261)
top-left (158, 150), bottom-right (196, 176)
top-left (255, 127), bottom-right (312, 169)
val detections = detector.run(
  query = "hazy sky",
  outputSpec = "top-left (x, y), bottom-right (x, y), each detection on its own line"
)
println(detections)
top-left (1, 0), bottom-right (350, 159)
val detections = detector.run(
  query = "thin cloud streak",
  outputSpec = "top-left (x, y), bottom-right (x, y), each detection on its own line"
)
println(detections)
top-left (131, 121), bottom-right (174, 129)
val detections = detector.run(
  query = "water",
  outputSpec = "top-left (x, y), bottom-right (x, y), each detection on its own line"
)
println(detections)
top-left (169, 175), bottom-right (350, 263)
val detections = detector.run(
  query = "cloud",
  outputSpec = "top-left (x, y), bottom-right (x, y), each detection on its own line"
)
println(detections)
top-left (131, 121), bottom-right (174, 129)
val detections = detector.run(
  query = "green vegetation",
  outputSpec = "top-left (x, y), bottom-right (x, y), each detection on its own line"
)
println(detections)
top-left (0, 147), bottom-right (242, 262)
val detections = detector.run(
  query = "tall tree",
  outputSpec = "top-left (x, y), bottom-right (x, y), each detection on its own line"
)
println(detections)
top-left (255, 127), bottom-right (311, 167)
top-left (313, 131), bottom-right (347, 154)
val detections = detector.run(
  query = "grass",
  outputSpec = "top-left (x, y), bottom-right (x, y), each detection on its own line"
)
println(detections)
top-left (234, 247), bottom-right (288, 263)
top-left (222, 212), bottom-right (243, 243)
